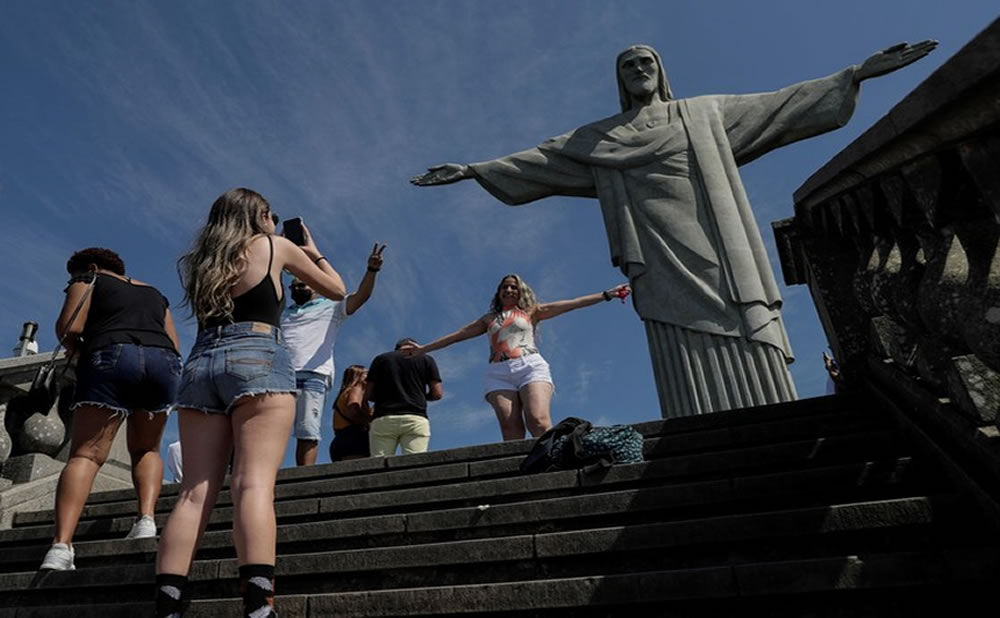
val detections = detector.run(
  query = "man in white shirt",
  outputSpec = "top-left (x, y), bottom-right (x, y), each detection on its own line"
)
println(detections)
top-left (281, 243), bottom-right (385, 466)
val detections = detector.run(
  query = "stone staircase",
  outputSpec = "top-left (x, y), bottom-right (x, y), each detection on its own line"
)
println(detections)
top-left (0, 394), bottom-right (996, 617)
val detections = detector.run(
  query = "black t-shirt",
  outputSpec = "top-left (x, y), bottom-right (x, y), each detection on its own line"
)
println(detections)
top-left (73, 274), bottom-right (176, 355)
top-left (367, 351), bottom-right (441, 419)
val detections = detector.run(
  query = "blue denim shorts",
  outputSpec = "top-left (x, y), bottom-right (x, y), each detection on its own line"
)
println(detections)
top-left (72, 343), bottom-right (182, 416)
top-left (175, 322), bottom-right (295, 415)
top-left (294, 370), bottom-right (330, 441)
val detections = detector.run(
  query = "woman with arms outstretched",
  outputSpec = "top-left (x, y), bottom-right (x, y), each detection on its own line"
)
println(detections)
top-left (154, 188), bottom-right (346, 618)
top-left (406, 274), bottom-right (629, 441)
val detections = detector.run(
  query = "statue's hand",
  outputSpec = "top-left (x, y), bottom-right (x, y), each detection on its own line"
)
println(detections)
top-left (855, 40), bottom-right (938, 82)
top-left (410, 163), bottom-right (471, 186)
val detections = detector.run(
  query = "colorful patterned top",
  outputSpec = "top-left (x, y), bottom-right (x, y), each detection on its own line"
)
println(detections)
top-left (488, 308), bottom-right (539, 363)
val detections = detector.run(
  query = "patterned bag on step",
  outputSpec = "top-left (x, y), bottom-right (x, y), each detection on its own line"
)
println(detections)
top-left (574, 425), bottom-right (645, 467)
top-left (524, 418), bottom-right (644, 472)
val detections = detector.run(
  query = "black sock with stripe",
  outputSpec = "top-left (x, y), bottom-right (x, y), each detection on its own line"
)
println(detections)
top-left (155, 573), bottom-right (188, 617)
top-left (239, 564), bottom-right (276, 618)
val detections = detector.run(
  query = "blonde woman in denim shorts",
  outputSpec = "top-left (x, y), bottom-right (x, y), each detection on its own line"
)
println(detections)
top-left (154, 188), bottom-right (346, 618)
top-left (405, 274), bottom-right (629, 441)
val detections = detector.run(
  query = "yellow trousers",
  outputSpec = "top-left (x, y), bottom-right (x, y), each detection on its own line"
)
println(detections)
top-left (368, 414), bottom-right (431, 456)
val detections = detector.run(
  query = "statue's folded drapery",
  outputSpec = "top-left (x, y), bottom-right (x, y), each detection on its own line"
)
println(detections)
top-left (470, 68), bottom-right (859, 416)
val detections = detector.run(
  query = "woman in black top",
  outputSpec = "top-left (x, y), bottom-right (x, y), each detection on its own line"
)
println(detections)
top-left (156, 188), bottom-right (346, 618)
top-left (40, 248), bottom-right (182, 572)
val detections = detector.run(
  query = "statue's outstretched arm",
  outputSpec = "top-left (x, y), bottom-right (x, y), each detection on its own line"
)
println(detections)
top-left (854, 40), bottom-right (938, 82)
top-left (412, 146), bottom-right (596, 205)
top-left (410, 163), bottom-right (475, 186)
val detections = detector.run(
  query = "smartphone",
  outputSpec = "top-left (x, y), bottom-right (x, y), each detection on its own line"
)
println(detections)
top-left (282, 218), bottom-right (305, 246)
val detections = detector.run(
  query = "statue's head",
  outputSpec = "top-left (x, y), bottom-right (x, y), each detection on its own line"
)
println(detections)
top-left (616, 45), bottom-right (673, 111)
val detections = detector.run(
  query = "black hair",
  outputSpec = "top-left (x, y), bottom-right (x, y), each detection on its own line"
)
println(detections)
top-left (394, 337), bottom-right (417, 350)
top-left (66, 247), bottom-right (126, 276)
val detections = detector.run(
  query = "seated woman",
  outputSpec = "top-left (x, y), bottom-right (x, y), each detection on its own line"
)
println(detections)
top-left (41, 248), bottom-right (181, 571)
top-left (329, 364), bottom-right (372, 461)
top-left (405, 274), bottom-right (629, 441)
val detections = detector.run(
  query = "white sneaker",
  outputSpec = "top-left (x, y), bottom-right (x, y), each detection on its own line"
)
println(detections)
top-left (40, 543), bottom-right (75, 570)
top-left (124, 515), bottom-right (157, 540)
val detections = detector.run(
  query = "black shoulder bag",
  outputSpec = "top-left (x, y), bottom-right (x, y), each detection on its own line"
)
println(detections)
top-left (25, 274), bottom-right (97, 411)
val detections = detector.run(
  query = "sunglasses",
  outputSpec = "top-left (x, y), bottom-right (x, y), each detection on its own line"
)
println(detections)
top-left (270, 212), bottom-right (280, 226)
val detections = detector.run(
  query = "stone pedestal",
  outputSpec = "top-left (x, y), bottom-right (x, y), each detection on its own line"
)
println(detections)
top-left (0, 430), bottom-right (133, 530)
top-left (0, 452), bottom-right (65, 484)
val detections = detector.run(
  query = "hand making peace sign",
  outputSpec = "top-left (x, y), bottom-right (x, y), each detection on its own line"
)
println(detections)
top-left (368, 243), bottom-right (387, 272)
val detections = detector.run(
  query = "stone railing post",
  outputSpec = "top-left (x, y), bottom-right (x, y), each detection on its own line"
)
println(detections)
top-left (0, 351), bottom-right (73, 467)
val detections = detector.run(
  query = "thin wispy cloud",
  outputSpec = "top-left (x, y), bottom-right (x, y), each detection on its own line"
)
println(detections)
top-left (432, 401), bottom-right (495, 435)
top-left (430, 346), bottom-right (484, 383)
top-left (574, 363), bottom-right (598, 402)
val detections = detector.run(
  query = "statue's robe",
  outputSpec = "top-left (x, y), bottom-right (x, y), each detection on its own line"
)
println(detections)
top-left (469, 68), bottom-right (859, 417)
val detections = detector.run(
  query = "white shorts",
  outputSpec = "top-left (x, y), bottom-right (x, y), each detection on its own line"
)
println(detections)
top-left (484, 354), bottom-right (554, 398)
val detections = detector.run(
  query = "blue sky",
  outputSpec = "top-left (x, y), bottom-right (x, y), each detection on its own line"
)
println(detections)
top-left (2, 1), bottom-right (996, 469)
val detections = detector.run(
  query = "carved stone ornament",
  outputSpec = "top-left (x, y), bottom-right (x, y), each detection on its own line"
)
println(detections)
top-left (16, 400), bottom-right (66, 457)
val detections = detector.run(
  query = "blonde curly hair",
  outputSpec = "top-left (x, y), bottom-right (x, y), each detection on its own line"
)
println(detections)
top-left (490, 273), bottom-right (538, 314)
top-left (178, 188), bottom-right (273, 324)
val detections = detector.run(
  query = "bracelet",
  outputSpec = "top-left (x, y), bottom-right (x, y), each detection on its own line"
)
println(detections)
top-left (367, 267), bottom-right (380, 273)
top-left (313, 256), bottom-right (327, 265)
top-left (602, 290), bottom-right (612, 302)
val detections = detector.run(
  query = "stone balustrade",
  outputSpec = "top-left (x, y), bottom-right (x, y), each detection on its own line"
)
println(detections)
top-left (0, 348), bottom-right (134, 526)
top-left (775, 20), bottom-right (1000, 442)
top-left (0, 351), bottom-right (73, 467)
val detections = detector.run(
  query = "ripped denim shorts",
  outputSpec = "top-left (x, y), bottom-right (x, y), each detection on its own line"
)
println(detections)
top-left (175, 322), bottom-right (295, 415)
top-left (72, 343), bottom-right (181, 416)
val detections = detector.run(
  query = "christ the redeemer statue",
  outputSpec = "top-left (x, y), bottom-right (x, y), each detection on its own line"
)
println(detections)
top-left (412, 41), bottom-right (936, 418)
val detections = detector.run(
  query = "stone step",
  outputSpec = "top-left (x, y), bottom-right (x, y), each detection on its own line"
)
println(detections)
top-left (8, 548), bottom-right (995, 617)
top-left (4, 450), bottom-right (934, 553)
top-left (0, 430), bottom-right (914, 553)
top-left (234, 550), bottom-right (999, 617)
top-left (78, 395), bottom-right (856, 507)
top-left (0, 453), bottom-right (931, 573)
top-left (3, 393), bottom-right (990, 618)
top-left (10, 426), bottom-right (901, 529)
top-left (0, 478), bottom-right (940, 572)
top-left (0, 496), bottom-right (960, 605)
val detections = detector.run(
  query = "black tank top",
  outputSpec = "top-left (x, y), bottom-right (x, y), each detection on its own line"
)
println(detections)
top-left (203, 235), bottom-right (285, 328)
top-left (77, 275), bottom-right (176, 354)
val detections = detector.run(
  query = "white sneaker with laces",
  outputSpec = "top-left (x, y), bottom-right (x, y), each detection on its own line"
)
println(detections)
top-left (125, 514), bottom-right (157, 540)
top-left (40, 543), bottom-right (75, 570)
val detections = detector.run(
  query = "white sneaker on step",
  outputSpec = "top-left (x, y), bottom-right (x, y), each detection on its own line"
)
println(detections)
top-left (125, 514), bottom-right (157, 539)
top-left (39, 543), bottom-right (75, 570)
